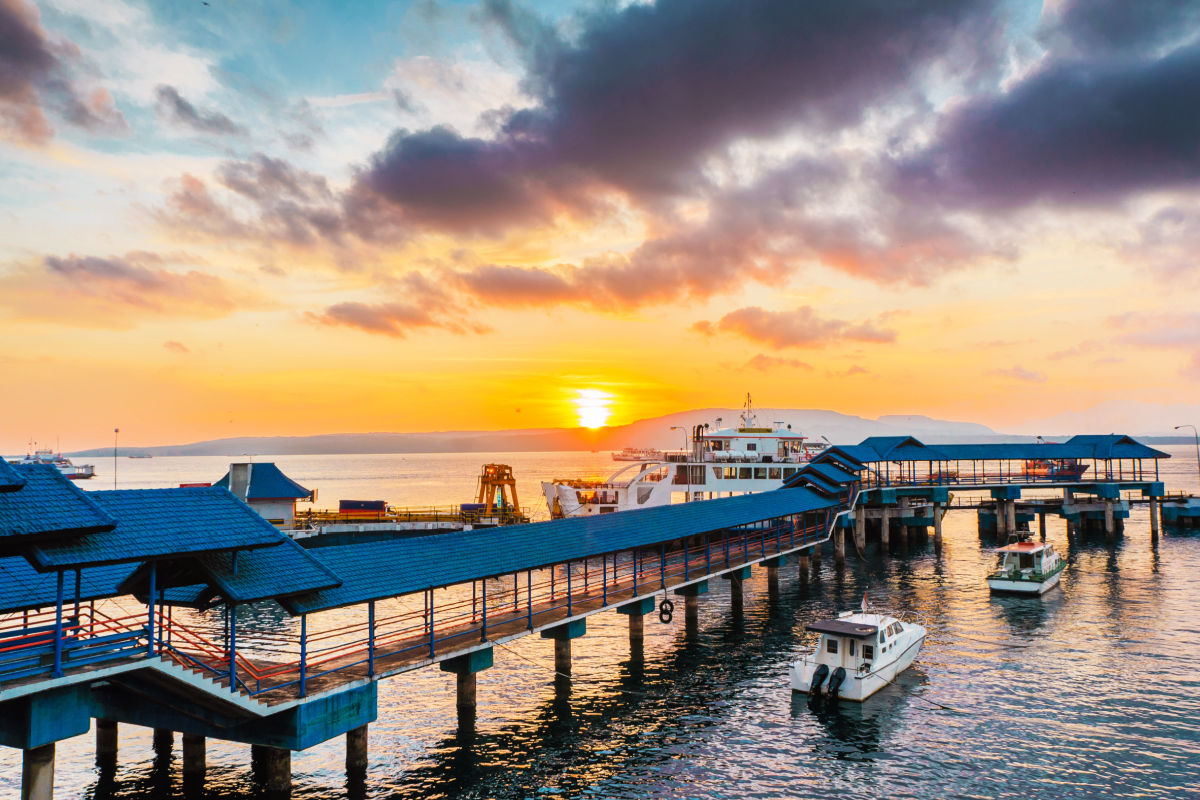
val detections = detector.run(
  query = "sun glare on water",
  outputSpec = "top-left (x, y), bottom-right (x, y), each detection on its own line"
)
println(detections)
top-left (574, 388), bottom-right (614, 428)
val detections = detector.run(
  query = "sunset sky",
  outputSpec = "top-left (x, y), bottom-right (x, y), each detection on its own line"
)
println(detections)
top-left (2, 0), bottom-right (1199, 451)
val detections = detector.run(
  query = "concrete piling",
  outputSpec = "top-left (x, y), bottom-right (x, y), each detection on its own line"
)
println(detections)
top-left (832, 527), bottom-right (845, 569)
top-left (440, 647), bottom-right (494, 730)
top-left (854, 505), bottom-right (866, 554)
top-left (346, 725), bottom-right (368, 777)
top-left (766, 564), bottom-right (780, 600)
top-left (728, 573), bottom-right (744, 617)
top-left (933, 502), bottom-right (943, 552)
top-left (797, 550), bottom-right (810, 579)
top-left (1150, 496), bottom-right (1160, 544)
top-left (251, 745), bottom-right (291, 794)
top-left (1006, 501), bottom-right (1017, 537)
top-left (879, 507), bottom-right (890, 550)
top-left (1039, 512), bottom-right (1047, 541)
top-left (95, 719), bottom-right (117, 764)
top-left (21, 743), bottom-right (54, 800)
top-left (554, 637), bottom-right (572, 677)
top-left (152, 728), bottom-right (173, 754)
top-left (1104, 499), bottom-right (1116, 543)
top-left (182, 733), bottom-right (205, 781)
top-left (684, 594), bottom-right (699, 636)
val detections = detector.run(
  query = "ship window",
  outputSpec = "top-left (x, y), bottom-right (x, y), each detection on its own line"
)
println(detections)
top-left (878, 631), bottom-right (885, 644)
top-left (1020, 553), bottom-right (1034, 569)
top-left (862, 644), bottom-right (874, 661)
top-left (848, 640), bottom-right (855, 656)
top-left (747, 443), bottom-right (757, 451)
top-left (783, 468), bottom-right (796, 478)
top-left (739, 468), bottom-right (751, 479)
top-left (754, 468), bottom-right (767, 479)
top-left (827, 638), bottom-right (838, 654)
top-left (712, 467), bottom-right (722, 480)
top-left (769, 468), bottom-right (781, 480)
top-left (724, 467), bottom-right (737, 479)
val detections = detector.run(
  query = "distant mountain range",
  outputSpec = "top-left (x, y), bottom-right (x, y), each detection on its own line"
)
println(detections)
top-left (61, 404), bottom-right (1200, 458)
top-left (65, 407), bottom-right (1027, 458)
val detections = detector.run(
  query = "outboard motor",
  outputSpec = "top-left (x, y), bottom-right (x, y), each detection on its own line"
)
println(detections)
top-left (809, 664), bottom-right (830, 695)
top-left (827, 667), bottom-right (847, 699)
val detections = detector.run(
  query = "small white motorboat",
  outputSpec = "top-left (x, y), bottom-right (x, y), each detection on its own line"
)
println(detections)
top-left (790, 599), bottom-right (927, 701)
top-left (986, 539), bottom-right (1064, 594)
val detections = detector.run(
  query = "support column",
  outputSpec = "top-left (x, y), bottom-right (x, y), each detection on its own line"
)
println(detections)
top-left (554, 638), bottom-right (571, 677)
top-left (766, 564), bottom-right (780, 599)
top-left (21, 744), bottom-right (54, 800)
top-left (1104, 500), bottom-right (1115, 544)
top-left (1039, 512), bottom-right (1047, 541)
top-left (832, 527), bottom-right (845, 570)
top-left (182, 733), bottom-right (205, 782)
top-left (1150, 496), bottom-right (1160, 544)
top-left (685, 594), bottom-right (699, 636)
top-left (153, 728), bottom-right (173, 755)
top-left (854, 505), bottom-right (866, 553)
top-left (797, 550), bottom-right (810, 580)
top-left (933, 502), bottom-right (943, 552)
top-left (345, 725), bottom-right (368, 778)
top-left (722, 566), bottom-right (749, 618)
top-left (1006, 501), bottom-right (1017, 537)
top-left (251, 745), bottom-right (291, 795)
top-left (618, 598), bottom-right (654, 658)
top-left (440, 647), bottom-right (494, 729)
top-left (879, 507), bottom-right (890, 550)
top-left (995, 501), bottom-right (1008, 536)
top-left (95, 719), bottom-right (117, 764)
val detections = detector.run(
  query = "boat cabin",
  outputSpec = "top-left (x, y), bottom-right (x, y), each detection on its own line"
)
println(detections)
top-left (806, 617), bottom-right (883, 673)
top-left (992, 541), bottom-right (1058, 576)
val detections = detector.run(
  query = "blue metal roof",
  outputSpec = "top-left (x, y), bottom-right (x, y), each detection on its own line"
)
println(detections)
top-left (0, 464), bottom-right (115, 544)
top-left (0, 459), bottom-right (25, 493)
top-left (790, 472), bottom-right (844, 496)
top-left (805, 462), bottom-right (859, 484)
top-left (213, 463), bottom-right (312, 500)
top-left (0, 557), bottom-right (133, 614)
top-left (816, 435), bottom-right (1168, 465)
top-left (283, 487), bottom-right (837, 614)
top-left (855, 437), bottom-right (953, 462)
top-left (814, 446), bottom-right (873, 470)
top-left (26, 487), bottom-right (285, 569)
top-left (119, 536), bottom-right (342, 605)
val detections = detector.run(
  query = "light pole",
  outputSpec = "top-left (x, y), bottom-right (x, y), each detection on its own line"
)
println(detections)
top-left (113, 428), bottom-right (119, 489)
top-left (1174, 425), bottom-right (1200, 492)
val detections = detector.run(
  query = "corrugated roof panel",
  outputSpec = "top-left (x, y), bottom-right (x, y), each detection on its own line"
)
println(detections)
top-left (284, 487), bottom-right (836, 614)
top-left (213, 463), bottom-right (312, 500)
top-left (0, 557), bottom-right (133, 614)
top-left (0, 459), bottom-right (25, 493)
top-left (806, 462), bottom-right (859, 484)
top-left (194, 537), bottom-right (342, 602)
top-left (27, 487), bottom-right (285, 569)
top-left (0, 464), bottom-right (115, 542)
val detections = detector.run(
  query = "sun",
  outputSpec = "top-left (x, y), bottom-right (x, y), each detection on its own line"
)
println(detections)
top-left (573, 388), bottom-right (613, 428)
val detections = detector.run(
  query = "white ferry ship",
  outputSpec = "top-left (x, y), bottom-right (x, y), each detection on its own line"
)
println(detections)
top-left (612, 447), bottom-right (665, 462)
top-left (9, 448), bottom-right (96, 480)
top-left (543, 395), bottom-right (828, 518)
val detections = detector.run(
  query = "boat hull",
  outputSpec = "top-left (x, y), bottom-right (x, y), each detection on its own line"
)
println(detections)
top-left (987, 571), bottom-right (1062, 594)
top-left (789, 633), bottom-right (926, 702)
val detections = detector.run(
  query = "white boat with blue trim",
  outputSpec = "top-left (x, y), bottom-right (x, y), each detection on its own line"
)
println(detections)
top-left (986, 539), bottom-right (1064, 594)
top-left (790, 601), bottom-right (926, 701)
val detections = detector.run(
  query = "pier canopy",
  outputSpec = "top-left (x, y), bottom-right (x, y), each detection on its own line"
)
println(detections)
top-left (0, 458), bottom-right (25, 491)
top-left (282, 485), bottom-right (837, 614)
top-left (0, 556), bottom-right (131, 614)
top-left (0, 464), bottom-right (115, 552)
top-left (215, 462), bottom-right (314, 527)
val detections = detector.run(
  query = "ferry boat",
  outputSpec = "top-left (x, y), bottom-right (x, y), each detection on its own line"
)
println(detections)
top-left (542, 395), bottom-right (828, 517)
top-left (986, 538), bottom-right (1064, 594)
top-left (790, 600), bottom-right (927, 702)
top-left (612, 447), bottom-right (665, 462)
top-left (9, 449), bottom-right (96, 480)
top-left (1024, 458), bottom-right (1088, 481)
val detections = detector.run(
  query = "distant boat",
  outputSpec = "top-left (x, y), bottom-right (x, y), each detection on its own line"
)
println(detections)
top-left (128, 454), bottom-right (153, 459)
top-left (612, 447), bottom-right (664, 461)
top-left (9, 449), bottom-right (96, 480)
top-left (987, 538), bottom-right (1064, 594)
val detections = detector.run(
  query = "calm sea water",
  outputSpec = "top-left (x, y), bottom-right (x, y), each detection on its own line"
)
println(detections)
top-left (3, 447), bottom-right (1199, 799)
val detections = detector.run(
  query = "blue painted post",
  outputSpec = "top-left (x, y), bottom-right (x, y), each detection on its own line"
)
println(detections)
top-left (428, 588), bottom-right (435, 658)
top-left (526, 571), bottom-right (533, 630)
top-left (228, 604), bottom-right (237, 694)
top-left (602, 554), bottom-right (607, 605)
top-left (52, 570), bottom-right (64, 677)
top-left (481, 579), bottom-right (488, 641)
top-left (566, 561), bottom-right (572, 616)
top-left (368, 601), bottom-right (376, 677)
top-left (299, 614), bottom-right (307, 698)
top-left (147, 561), bottom-right (156, 656)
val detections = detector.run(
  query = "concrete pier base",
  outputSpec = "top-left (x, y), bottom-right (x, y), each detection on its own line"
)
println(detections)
top-left (1150, 496), bottom-right (1160, 544)
top-left (728, 573), bottom-right (744, 617)
top-left (181, 733), bottom-right (205, 781)
top-left (797, 551), bottom-right (809, 579)
top-left (833, 528), bottom-right (845, 569)
top-left (1039, 512), bottom-right (1047, 541)
top-left (346, 725), bottom-right (368, 777)
top-left (684, 593), bottom-right (699, 636)
top-left (766, 564), bottom-right (780, 600)
top-left (554, 637), bottom-right (572, 677)
top-left (879, 509), bottom-right (890, 550)
top-left (1005, 501), bottom-right (1017, 538)
top-left (628, 612), bottom-right (644, 651)
top-left (457, 672), bottom-right (477, 716)
top-left (440, 647), bottom-right (493, 732)
top-left (252, 745), bottom-right (291, 794)
top-left (933, 503), bottom-right (943, 552)
top-left (95, 719), bottom-right (117, 764)
top-left (152, 728), bottom-right (172, 754)
top-left (1104, 500), bottom-right (1116, 544)
top-left (21, 743), bottom-right (54, 800)
top-left (855, 505), bottom-right (866, 554)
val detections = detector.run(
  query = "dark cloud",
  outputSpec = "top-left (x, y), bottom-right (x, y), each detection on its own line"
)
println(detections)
top-left (0, 251), bottom-right (257, 327)
top-left (894, 41), bottom-right (1200, 209)
top-left (307, 271), bottom-right (490, 338)
top-left (694, 306), bottom-right (896, 349)
top-left (1038, 0), bottom-right (1200, 57)
top-left (0, 0), bottom-right (126, 143)
top-left (155, 85), bottom-right (245, 136)
top-left (356, 0), bottom-right (1001, 232)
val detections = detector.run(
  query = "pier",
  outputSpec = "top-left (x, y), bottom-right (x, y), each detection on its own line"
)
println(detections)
top-left (0, 433), bottom-right (1180, 797)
